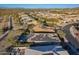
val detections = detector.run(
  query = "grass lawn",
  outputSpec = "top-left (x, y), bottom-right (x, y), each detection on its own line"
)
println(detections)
top-left (0, 30), bottom-right (3, 36)
top-left (0, 23), bottom-right (3, 36)
top-left (4, 29), bottom-right (33, 47)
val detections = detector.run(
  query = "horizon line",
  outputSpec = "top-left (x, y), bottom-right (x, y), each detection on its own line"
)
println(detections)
top-left (0, 4), bottom-right (79, 8)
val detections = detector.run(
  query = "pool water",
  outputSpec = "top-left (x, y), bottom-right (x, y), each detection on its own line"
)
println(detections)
top-left (18, 34), bottom-right (28, 43)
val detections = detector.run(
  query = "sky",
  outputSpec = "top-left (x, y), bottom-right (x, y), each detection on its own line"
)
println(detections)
top-left (0, 4), bottom-right (79, 8)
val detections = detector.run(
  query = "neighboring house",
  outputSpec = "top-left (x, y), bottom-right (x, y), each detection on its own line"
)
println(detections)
top-left (19, 14), bottom-right (34, 24)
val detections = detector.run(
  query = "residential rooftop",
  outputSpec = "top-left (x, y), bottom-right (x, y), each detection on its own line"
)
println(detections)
top-left (27, 33), bottom-right (61, 43)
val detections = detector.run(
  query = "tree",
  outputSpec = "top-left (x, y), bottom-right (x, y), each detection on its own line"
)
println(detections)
top-left (57, 30), bottom-right (65, 39)
top-left (41, 19), bottom-right (48, 26)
